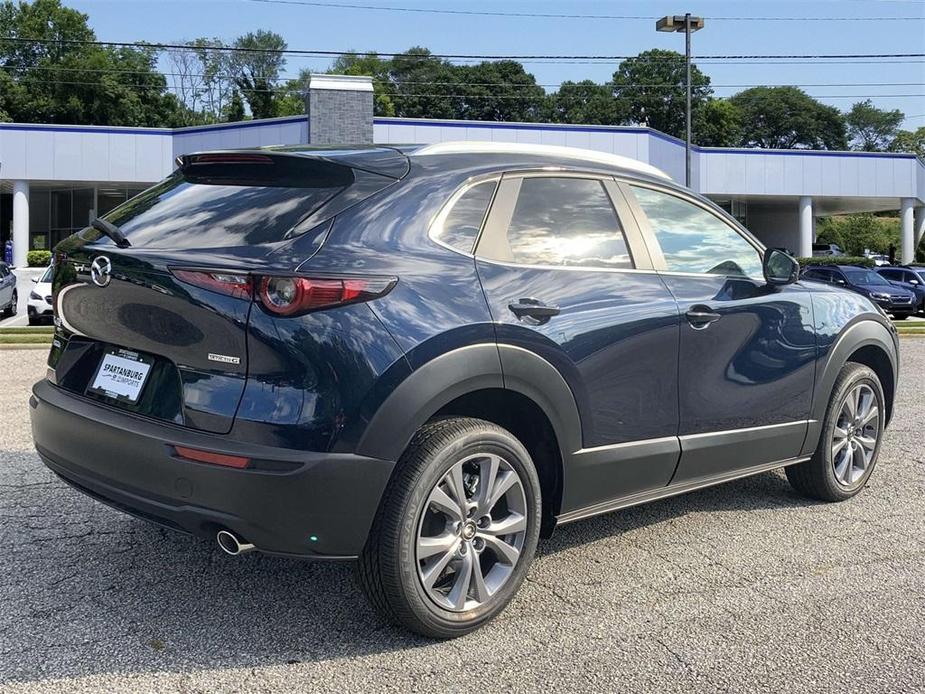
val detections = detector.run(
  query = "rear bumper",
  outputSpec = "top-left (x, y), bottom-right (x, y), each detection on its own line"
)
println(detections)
top-left (30, 379), bottom-right (395, 559)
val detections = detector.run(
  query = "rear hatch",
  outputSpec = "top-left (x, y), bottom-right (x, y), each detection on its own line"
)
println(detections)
top-left (48, 148), bottom-right (406, 434)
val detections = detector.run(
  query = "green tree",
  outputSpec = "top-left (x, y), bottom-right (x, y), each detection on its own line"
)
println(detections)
top-left (275, 69), bottom-right (309, 116)
top-left (230, 30), bottom-right (286, 119)
top-left (194, 38), bottom-right (234, 122)
top-left (693, 98), bottom-right (742, 147)
top-left (546, 80), bottom-right (624, 125)
top-left (889, 127), bottom-right (925, 159)
top-left (0, 0), bottom-right (187, 126)
top-left (388, 47), bottom-right (462, 120)
top-left (455, 60), bottom-right (546, 122)
top-left (329, 52), bottom-right (396, 116)
top-left (224, 90), bottom-right (245, 121)
top-left (816, 214), bottom-right (900, 256)
top-left (730, 86), bottom-right (847, 150)
top-left (845, 99), bottom-right (904, 151)
top-left (611, 49), bottom-right (712, 138)
top-left (0, 0), bottom-right (94, 71)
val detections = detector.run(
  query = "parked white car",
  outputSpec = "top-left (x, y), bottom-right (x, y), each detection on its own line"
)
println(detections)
top-left (27, 266), bottom-right (53, 325)
top-left (867, 254), bottom-right (891, 267)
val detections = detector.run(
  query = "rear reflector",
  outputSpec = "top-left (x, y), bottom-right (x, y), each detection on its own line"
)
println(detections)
top-left (174, 445), bottom-right (251, 469)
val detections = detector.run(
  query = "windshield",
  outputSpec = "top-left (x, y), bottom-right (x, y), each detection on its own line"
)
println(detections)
top-left (39, 266), bottom-right (53, 283)
top-left (843, 268), bottom-right (889, 285)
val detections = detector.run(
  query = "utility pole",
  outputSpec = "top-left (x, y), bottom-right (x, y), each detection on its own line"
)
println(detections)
top-left (656, 14), bottom-right (705, 188)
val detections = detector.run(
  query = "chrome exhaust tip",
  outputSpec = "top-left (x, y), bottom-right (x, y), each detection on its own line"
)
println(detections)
top-left (216, 529), bottom-right (255, 556)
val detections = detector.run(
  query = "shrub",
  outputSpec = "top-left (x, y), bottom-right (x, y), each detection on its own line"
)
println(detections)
top-left (26, 250), bottom-right (52, 267)
top-left (797, 256), bottom-right (875, 268)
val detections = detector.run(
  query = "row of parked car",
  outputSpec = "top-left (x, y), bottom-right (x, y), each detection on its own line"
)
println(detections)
top-left (802, 263), bottom-right (925, 319)
top-left (0, 262), bottom-right (54, 324)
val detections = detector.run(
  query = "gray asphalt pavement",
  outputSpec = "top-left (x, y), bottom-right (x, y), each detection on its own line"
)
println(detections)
top-left (1, 345), bottom-right (923, 693)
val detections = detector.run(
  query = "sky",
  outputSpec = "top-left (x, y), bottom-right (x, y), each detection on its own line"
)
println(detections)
top-left (65, 0), bottom-right (925, 129)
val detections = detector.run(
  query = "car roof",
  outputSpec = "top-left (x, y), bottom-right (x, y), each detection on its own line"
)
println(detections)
top-left (410, 141), bottom-right (671, 180)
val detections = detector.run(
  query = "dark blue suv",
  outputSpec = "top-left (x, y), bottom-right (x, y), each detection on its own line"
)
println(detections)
top-left (875, 265), bottom-right (925, 313)
top-left (31, 143), bottom-right (900, 637)
top-left (801, 264), bottom-right (917, 319)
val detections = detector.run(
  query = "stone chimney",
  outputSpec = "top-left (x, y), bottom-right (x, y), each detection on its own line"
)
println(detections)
top-left (306, 74), bottom-right (374, 144)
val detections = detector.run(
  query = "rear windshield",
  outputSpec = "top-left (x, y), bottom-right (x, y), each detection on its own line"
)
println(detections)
top-left (87, 155), bottom-right (351, 248)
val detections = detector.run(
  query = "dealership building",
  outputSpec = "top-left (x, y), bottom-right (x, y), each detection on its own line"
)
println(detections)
top-left (1, 74), bottom-right (924, 268)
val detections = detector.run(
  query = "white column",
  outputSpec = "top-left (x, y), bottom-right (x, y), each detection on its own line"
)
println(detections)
top-left (900, 198), bottom-right (914, 264)
top-left (12, 180), bottom-right (29, 269)
top-left (798, 196), bottom-right (813, 258)
top-left (914, 206), bottom-right (925, 251)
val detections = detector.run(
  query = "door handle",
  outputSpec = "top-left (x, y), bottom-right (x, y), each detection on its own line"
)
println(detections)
top-left (509, 298), bottom-right (560, 322)
top-left (685, 305), bottom-right (722, 329)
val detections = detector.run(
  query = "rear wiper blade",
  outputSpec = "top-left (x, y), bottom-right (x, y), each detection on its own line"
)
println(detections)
top-left (91, 217), bottom-right (131, 248)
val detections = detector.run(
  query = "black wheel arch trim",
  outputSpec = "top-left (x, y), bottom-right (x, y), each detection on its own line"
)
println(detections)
top-left (356, 342), bottom-right (582, 466)
top-left (802, 316), bottom-right (898, 456)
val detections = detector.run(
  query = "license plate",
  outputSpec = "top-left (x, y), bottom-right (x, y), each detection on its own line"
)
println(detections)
top-left (88, 349), bottom-right (153, 403)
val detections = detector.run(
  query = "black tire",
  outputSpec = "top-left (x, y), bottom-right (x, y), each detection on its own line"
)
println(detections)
top-left (357, 417), bottom-right (541, 638)
top-left (786, 363), bottom-right (885, 502)
top-left (892, 314), bottom-right (908, 321)
top-left (27, 314), bottom-right (40, 326)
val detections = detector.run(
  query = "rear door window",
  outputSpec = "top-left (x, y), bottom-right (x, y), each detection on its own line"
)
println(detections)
top-left (479, 176), bottom-right (633, 269)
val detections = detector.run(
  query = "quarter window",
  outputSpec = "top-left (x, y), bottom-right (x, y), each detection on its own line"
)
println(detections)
top-left (484, 177), bottom-right (633, 269)
top-left (431, 180), bottom-right (497, 254)
top-left (630, 186), bottom-right (762, 277)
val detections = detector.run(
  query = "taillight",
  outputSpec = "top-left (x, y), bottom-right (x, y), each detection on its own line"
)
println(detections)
top-left (171, 268), bottom-right (395, 315)
top-left (172, 269), bottom-right (253, 300)
top-left (257, 276), bottom-right (396, 316)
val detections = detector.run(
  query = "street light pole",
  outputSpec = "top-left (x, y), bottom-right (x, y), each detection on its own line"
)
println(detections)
top-left (656, 14), bottom-right (705, 188)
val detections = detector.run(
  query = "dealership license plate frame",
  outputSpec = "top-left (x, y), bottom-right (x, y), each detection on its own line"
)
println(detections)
top-left (87, 348), bottom-right (154, 404)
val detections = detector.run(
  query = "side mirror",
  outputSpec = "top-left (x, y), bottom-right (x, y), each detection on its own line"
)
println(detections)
top-left (763, 248), bottom-right (799, 286)
top-left (31, 277), bottom-right (38, 283)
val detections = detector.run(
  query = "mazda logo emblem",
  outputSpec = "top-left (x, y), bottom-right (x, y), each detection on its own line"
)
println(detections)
top-left (90, 256), bottom-right (112, 287)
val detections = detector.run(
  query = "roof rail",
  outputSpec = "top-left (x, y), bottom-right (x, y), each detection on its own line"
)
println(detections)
top-left (413, 140), bottom-right (671, 180)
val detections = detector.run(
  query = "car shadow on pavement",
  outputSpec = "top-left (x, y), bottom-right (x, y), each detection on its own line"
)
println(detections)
top-left (538, 468), bottom-right (821, 558)
top-left (4, 467), bottom-right (817, 684)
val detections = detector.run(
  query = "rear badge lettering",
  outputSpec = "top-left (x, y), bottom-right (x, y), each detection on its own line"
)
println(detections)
top-left (208, 353), bottom-right (241, 365)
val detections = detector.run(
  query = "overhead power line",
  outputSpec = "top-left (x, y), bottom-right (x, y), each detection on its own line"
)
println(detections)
top-left (5, 76), bottom-right (923, 101)
top-left (242, 0), bottom-right (925, 21)
top-left (1, 37), bottom-right (922, 62)
top-left (4, 66), bottom-right (925, 93)
top-left (2, 64), bottom-right (923, 90)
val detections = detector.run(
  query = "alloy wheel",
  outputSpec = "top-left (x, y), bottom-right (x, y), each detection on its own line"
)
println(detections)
top-left (415, 453), bottom-right (528, 612)
top-left (831, 383), bottom-right (880, 487)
